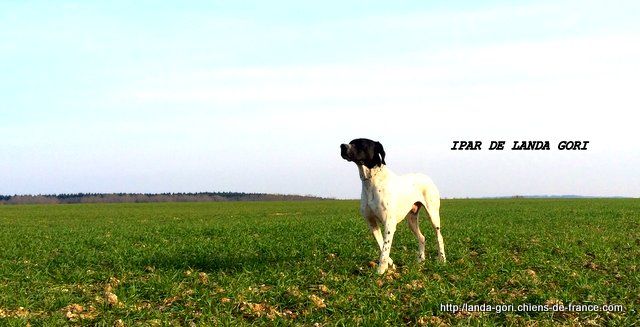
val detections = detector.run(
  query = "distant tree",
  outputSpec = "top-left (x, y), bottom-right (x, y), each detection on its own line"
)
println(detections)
top-left (0, 192), bottom-right (327, 205)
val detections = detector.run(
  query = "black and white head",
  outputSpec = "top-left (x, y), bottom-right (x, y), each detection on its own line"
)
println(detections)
top-left (340, 138), bottom-right (386, 168)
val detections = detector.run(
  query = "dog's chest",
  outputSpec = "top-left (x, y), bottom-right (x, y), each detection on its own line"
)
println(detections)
top-left (360, 179), bottom-right (390, 218)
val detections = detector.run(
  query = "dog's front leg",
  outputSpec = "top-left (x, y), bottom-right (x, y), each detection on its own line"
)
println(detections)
top-left (377, 221), bottom-right (397, 274)
top-left (365, 215), bottom-right (384, 251)
top-left (365, 216), bottom-right (395, 270)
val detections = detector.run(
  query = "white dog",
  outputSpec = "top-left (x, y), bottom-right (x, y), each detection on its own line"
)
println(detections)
top-left (340, 138), bottom-right (446, 274)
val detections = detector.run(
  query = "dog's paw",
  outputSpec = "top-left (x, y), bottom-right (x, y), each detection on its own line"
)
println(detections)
top-left (376, 260), bottom-right (388, 274)
top-left (376, 258), bottom-right (395, 274)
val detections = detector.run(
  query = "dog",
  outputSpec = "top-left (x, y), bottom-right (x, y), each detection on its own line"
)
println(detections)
top-left (340, 138), bottom-right (446, 274)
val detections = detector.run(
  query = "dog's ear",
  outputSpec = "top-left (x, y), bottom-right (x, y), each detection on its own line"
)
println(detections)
top-left (375, 141), bottom-right (386, 165)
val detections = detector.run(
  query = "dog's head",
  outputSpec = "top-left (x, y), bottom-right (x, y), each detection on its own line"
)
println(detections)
top-left (340, 138), bottom-right (386, 168)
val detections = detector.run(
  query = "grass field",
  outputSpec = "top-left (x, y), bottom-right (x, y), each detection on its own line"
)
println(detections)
top-left (0, 199), bottom-right (638, 326)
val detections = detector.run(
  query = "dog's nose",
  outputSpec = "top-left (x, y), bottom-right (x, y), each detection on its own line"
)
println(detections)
top-left (340, 144), bottom-right (350, 159)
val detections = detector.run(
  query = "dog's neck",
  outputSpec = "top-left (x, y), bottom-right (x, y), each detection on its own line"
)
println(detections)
top-left (358, 164), bottom-right (387, 182)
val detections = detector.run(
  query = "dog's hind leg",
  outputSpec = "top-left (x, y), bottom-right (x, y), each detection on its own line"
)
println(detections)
top-left (407, 202), bottom-right (426, 262)
top-left (425, 204), bottom-right (446, 262)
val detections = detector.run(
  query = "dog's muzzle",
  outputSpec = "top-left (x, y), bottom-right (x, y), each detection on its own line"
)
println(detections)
top-left (340, 144), bottom-right (351, 161)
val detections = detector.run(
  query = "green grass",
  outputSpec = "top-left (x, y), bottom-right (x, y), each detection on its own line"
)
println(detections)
top-left (0, 199), bottom-right (638, 325)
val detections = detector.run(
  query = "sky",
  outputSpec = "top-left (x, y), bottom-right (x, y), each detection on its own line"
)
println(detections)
top-left (1, 1), bottom-right (639, 199)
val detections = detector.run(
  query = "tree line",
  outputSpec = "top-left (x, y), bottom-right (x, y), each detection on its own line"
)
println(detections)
top-left (0, 192), bottom-right (327, 205)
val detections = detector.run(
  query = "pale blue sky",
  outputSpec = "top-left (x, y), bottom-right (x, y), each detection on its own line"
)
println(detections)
top-left (1, 1), bottom-right (639, 198)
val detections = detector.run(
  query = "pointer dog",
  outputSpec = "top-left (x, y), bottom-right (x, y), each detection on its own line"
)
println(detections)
top-left (340, 138), bottom-right (446, 274)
